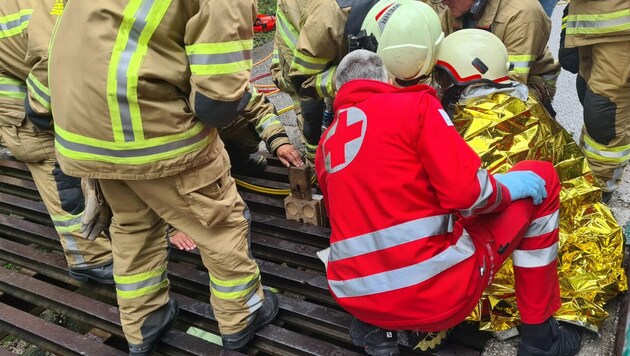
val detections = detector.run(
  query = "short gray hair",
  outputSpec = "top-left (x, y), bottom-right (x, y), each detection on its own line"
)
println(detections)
top-left (335, 49), bottom-right (389, 90)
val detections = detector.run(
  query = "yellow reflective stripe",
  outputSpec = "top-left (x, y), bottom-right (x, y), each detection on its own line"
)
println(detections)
top-left (315, 67), bottom-right (336, 98)
top-left (275, 8), bottom-right (298, 52)
top-left (26, 73), bottom-right (51, 110)
top-left (0, 90), bottom-right (26, 100)
top-left (55, 121), bottom-right (212, 165)
top-left (0, 76), bottom-right (25, 86)
top-left (0, 9), bottom-right (32, 39)
top-left (50, 212), bottom-right (83, 233)
top-left (291, 51), bottom-right (330, 75)
top-left (508, 54), bottom-right (534, 74)
top-left (566, 9), bottom-right (630, 35)
top-left (209, 268), bottom-right (260, 300)
top-left (583, 135), bottom-right (630, 163)
top-left (256, 113), bottom-right (280, 135)
top-left (115, 266), bottom-right (169, 298)
top-left (0, 76), bottom-right (27, 99)
top-left (186, 40), bottom-right (253, 76)
top-left (271, 49), bottom-right (280, 64)
top-left (107, 0), bottom-right (171, 143)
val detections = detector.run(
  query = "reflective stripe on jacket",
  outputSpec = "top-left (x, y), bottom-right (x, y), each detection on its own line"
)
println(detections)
top-left (48, 0), bottom-right (257, 179)
top-left (565, 0), bottom-right (630, 47)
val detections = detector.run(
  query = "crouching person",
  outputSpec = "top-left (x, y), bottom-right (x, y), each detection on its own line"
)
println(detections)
top-left (314, 50), bottom-right (581, 356)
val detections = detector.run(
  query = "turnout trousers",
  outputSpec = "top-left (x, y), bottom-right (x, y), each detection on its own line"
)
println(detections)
top-left (424, 161), bottom-right (562, 331)
top-left (577, 40), bottom-right (630, 193)
top-left (0, 118), bottom-right (112, 269)
top-left (98, 145), bottom-right (264, 345)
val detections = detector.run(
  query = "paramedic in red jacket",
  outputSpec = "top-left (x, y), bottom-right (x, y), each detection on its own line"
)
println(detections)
top-left (315, 50), bottom-right (579, 356)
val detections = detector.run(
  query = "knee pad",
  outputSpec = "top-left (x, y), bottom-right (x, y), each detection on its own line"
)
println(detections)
top-left (583, 87), bottom-right (617, 145)
top-left (52, 162), bottom-right (85, 214)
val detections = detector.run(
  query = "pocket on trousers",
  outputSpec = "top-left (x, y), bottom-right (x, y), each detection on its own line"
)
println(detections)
top-left (176, 154), bottom-right (236, 229)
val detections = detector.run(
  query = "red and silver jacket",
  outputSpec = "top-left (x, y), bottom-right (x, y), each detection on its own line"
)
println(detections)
top-left (315, 80), bottom-right (511, 330)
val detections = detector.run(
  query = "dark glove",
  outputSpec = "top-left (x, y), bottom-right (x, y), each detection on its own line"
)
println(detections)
top-left (558, 5), bottom-right (579, 74)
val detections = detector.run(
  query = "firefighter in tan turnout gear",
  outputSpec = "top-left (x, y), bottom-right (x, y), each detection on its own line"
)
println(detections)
top-left (564, 0), bottom-right (630, 202)
top-left (271, 0), bottom-right (443, 165)
top-left (441, 0), bottom-right (561, 116)
top-left (0, 0), bottom-right (113, 283)
top-left (48, 0), bottom-right (279, 354)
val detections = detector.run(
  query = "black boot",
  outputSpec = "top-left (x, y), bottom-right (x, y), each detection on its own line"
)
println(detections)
top-left (128, 299), bottom-right (179, 355)
top-left (602, 191), bottom-right (613, 203)
top-left (221, 289), bottom-right (279, 349)
top-left (68, 262), bottom-right (114, 285)
top-left (349, 318), bottom-right (399, 356)
top-left (518, 318), bottom-right (581, 356)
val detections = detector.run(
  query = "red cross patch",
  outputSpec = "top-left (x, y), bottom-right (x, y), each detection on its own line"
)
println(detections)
top-left (322, 107), bottom-right (367, 173)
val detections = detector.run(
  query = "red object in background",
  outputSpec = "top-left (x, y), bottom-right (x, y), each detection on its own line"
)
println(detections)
top-left (254, 14), bottom-right (276, 32)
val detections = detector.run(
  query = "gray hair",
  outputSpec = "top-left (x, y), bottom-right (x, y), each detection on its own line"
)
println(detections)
top-left (335, 49), bottom-right (389, 90)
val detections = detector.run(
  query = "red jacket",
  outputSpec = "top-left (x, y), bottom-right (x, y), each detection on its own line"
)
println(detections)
top-left (315, 80), bottom-right (511, 330)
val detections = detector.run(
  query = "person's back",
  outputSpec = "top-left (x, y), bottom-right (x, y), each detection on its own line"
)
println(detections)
top-left (49, 1), bottom-right (253, 179)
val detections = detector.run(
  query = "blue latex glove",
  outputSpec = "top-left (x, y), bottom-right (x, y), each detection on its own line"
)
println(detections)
top-left (494, 171), bottom-right (547, 205)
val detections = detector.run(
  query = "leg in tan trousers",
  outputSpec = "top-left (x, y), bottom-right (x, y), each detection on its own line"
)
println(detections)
top-left (0, 120), bottom-right (112, 271)
top-left (578, 40), bottom-right (630, 195)
top-left (98, 146), bottom-right (267, 347)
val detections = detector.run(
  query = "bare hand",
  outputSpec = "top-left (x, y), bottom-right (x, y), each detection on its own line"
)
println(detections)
top-left (276, 144), bottom-right (304, 167)
top-left (170, 231), bottom-right (197, 251)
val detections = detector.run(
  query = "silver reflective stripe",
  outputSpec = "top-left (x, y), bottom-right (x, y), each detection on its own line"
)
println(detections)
top-left (276, 9), bottom-right (297, 50)
top-left (318, 69), bottom-right (333, 96)
top-left (116, 271), bottom-right (167, 292)
top-left (211, 277), bottom-right (258, 294)
top-left (330, 231), bottom-right (475, 298)
top-left (256, 114), bottom-right (279, 135)
top-left (512, 242), bottom-right (558, 268)
top-left (116, 0), bottom-right (153, 142)
top-left (583, 141), bottom-right (630, 160)
top-left (246, 290), bottom-right (263, 314)
top-left (26, 76), bottom-right (51, 105)
top-left (188, 50), bottom-right (252, 65)
top-left (55, 125), bottom-right (212, 158)
top-left (61, 234), bottom-right (87, 266)
top-left (460, 170), bottom-right (494, 217)
top-left (523, 210), bottom-right (559, 238)
top-left (292, 55), bottom-right (328, 71)
top-left (329, 214), bottom-right (455, 262)
top-left (567, 15), bottom-right (630, 30)
top-left (0, 13), bottom-right (31, 32)
top-left (0, 84), bottom-right (26, 93)
top-left (511, 61), bottom-right (533, 69)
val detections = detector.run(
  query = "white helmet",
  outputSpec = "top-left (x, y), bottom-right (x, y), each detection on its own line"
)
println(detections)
top-left (360, 0), bottom-right (444, 83)
top-left (435, 29), bottom-right (511, 87)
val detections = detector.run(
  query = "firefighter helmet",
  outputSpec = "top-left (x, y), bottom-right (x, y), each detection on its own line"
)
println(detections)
top-left (360, 0), bottom-right (444, 82)
top-left (435, 29), bottom-right (512, 87)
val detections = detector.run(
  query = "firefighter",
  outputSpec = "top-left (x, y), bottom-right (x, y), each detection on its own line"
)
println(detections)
top-left (440, 0), bottom-right (561, 117)
top-left (48, 1), bottom-right (278, 354)
top-left (316, 46), bottom-right (581, 356)
top-left (564, 1), bottom-right (630, 203)
top-left (0, 0), bottom-right (113, 284)
top-left (221, 84), bottom-right (304, 174)
top-left (271, 0), bottom-right (443, 165)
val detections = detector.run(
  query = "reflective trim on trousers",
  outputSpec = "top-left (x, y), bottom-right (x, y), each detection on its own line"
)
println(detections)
top-left (523, 210), bottom-right (559, 238)
top-left (512, 242), bottom-right (558, 268)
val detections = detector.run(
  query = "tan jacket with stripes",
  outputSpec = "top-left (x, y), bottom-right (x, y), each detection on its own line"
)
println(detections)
top-left (271, 0), bottom-right (350, 100)
top-left (565, 0), bottom-right (630, 47)
top-left (446, 0), bottom-right (560, 87)
top-left (48, 0), bottom-right (257, 180)
top-left (0, 0), bottom-right (56, 127)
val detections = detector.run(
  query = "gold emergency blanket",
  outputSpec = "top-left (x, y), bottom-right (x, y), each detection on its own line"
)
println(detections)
top-left (454, 93), bottom-right (627, 332)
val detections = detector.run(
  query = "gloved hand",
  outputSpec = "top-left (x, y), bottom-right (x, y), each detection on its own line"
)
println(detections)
top-left (80, 178), bottom-right (111, 241)
top-left (494, 171), bottom-right (547, 205)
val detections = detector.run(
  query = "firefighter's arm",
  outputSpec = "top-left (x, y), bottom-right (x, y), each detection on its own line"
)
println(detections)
top-left (288, 6), bottom-right (343, 100)
top-left (504, 17), bottom-right (550, 85)
top-left (416, 94), bottom-right (510, 216)
top-left (185, 0), bottom-right (257, 128)
top-left (24, 2), bottom-right (58, 131)
top-left (244, 86), bottom-right (303, 167)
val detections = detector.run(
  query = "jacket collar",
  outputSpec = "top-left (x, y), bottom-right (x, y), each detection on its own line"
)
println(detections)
top-left (334, 79), bottom-right (437, 112)
top-left (452, 0), bottom-right (500, 30)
